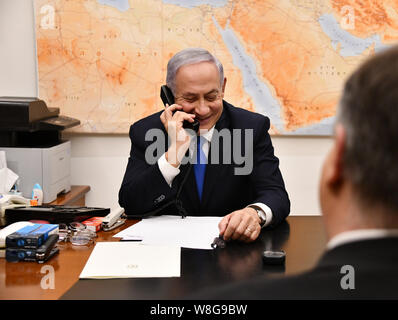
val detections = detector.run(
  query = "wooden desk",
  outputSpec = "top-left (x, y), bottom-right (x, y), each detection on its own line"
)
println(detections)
top-left (0, 216), bottom-right (327, 300)
top-left (0, 185), bottom-right (91, 299)
top-left (47, 185), bottom-right (91, 206)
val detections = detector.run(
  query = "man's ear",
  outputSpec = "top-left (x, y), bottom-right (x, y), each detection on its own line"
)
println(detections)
top-left (327, 123), bottom-right (346, 186)
top-left (221, 77), bottom-right (227, 97)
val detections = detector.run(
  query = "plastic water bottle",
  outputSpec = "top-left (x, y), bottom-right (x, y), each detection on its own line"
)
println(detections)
top-left (32, 183), bottom-right (43, 205)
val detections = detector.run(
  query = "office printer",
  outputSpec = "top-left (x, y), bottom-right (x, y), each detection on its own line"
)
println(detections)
top-left (0, 97), bottom-right (80, 203)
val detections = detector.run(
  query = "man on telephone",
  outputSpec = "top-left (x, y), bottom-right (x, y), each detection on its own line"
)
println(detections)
top-left (119, 48), bottom-right (290, 242)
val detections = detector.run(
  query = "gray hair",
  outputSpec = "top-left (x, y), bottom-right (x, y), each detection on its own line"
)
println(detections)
top-left (166, 48), bottom-right (224, 95)
top-left (337, 45), bottom-right (398, 212)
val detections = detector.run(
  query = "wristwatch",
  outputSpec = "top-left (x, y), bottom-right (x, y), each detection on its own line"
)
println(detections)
top-left (252, 207), bottom-right (266, 227)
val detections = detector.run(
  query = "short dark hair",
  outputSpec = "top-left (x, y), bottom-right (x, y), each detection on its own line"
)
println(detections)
top-left (338, 45), bottom-right (398, 211)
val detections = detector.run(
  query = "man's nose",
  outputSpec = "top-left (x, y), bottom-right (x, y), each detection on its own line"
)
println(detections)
top-left (195, 98), bottom-right (209, 116)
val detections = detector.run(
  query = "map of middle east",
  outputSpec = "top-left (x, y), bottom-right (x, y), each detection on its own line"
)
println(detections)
top-left (34, 0), bottom-right (398, 134)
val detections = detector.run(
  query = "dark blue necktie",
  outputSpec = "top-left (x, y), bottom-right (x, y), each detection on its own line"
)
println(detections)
top-left (194, 136), bottom-right (206, 201)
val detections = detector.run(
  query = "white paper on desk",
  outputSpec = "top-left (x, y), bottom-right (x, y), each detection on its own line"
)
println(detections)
top-left (114, 215), bottom-right (222, 250)
top-left (79, 242), bottom-right (181, 279)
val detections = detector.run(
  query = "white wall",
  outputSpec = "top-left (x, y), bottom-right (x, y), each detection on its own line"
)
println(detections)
top-left (65, 133), bottom-right (333, 215)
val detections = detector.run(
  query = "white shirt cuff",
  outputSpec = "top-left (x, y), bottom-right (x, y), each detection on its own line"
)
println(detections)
top-left (247, 202), bottom-right (273, 228)
top-left (157, 153), bottom-right (180, 187)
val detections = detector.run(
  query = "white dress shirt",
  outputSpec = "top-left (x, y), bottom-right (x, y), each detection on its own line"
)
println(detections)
top-left (157, 126), bottom-right (273, 227)
top-left (326, 229), bottom-right (398, 251)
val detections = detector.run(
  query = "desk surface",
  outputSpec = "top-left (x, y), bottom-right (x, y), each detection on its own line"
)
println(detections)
top-left (47, 185), bottom-right (90, 206)
top-left (0, 216), bottom-right (327, 300)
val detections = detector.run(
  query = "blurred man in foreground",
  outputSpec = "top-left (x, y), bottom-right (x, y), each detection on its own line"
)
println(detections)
top-left (193, 45), bottom-right (398, 299)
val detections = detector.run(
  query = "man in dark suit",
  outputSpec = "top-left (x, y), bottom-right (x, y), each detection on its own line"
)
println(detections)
top-left (119, 48), bottom-right (290, 242)
top-left (192, 46), bottom-right (398, 299)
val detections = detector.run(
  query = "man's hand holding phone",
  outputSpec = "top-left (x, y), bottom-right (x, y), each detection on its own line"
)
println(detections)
top-left (160, 103), bottom-right (196, 168)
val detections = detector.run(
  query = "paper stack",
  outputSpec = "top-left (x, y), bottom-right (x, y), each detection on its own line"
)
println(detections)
top-left (114, 215), bottom-right (222, 250)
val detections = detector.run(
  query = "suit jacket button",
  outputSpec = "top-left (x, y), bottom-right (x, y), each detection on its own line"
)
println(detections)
top-left (154, 194), bottom-right (165, 204)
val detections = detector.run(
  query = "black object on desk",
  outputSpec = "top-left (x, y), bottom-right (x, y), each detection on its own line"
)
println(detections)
top-left (4, 205), bottom-right (110, 225)
top-left (262, 250), bottom-right (286, 265)
top-left (6, 233), bottom-right (59, 263)
top-left (211, 236), bottom-right (226, 249)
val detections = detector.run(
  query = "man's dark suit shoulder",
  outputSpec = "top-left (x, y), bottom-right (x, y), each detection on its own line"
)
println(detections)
top-left (129, 110), bottom-right (164, 139)
top-left (126, 111), bottom-right (166, 156)
top-left (190, 238), bottom-right (398, 300)
top-left (222, 100), bottom-right (270, 131)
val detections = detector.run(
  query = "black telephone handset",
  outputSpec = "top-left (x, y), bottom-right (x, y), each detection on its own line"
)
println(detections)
top-left (160, 85), bottom-right (199, 132)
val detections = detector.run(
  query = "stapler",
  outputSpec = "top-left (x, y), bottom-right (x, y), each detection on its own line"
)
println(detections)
top-left (101, 207), bottom-right (126, 231)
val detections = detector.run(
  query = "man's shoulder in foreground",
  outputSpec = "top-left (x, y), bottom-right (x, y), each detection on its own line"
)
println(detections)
top-left (189, 237), bottom-right (398, 300)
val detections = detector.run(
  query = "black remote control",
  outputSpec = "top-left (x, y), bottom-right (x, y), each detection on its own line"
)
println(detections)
top-left (262, 250), bottom-right (286, 265)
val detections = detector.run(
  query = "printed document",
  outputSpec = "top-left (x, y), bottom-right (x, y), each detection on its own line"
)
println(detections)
top-left (114, 215), bottom-right (222, 250)
top-left (79, 242), bottom-right (180, 279)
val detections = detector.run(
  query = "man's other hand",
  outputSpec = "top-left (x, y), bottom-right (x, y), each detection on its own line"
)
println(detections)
top-left (218, 207), bottom-right (261, 243)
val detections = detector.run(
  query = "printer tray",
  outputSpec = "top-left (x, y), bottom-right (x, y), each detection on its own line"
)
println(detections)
top-left (4, 205), bottom-right (110, 225)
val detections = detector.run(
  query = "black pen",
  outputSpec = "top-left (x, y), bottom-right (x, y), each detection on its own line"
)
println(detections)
top-left (119, 237), bottom-right (142, 242)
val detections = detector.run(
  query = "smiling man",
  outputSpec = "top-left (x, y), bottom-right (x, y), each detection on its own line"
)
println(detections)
top-left (119, 48), bottom-right (290, 242)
